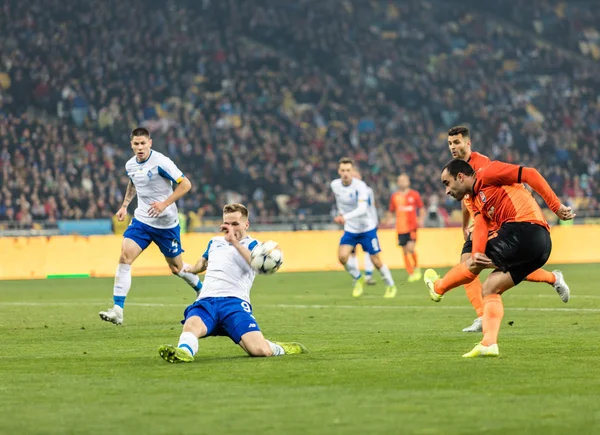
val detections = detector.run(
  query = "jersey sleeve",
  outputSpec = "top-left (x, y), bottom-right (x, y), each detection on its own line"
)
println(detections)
top-left (248, 240), bottom-right (259, 252)
top-left (202, 240), bottom-right (213, 260)
top-left (480, 161), bottom-right (522, 186)
top-left (157, 156), bottom-right (185, 184)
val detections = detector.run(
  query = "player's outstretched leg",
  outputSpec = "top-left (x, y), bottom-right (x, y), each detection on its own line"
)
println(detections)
top-left (159, 314), bottom-right (207, 363)
top-left (525, 269), bottom-right (570, 303)
top-left (239, 331), bottom-right (308, 357)
top-left (99, 239), bottom-right (143, 325)
top-left (364, 254), bottom-right (376, 285)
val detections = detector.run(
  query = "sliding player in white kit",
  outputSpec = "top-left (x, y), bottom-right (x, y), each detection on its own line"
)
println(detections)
top-left (158, 203), bottom-right (307, 363)
top-left (99, 127), bottom-right (201, 325)
top-left (331, 157), bottom-right (397, 298)
top-left (347, 168), bottom-right (378, 285)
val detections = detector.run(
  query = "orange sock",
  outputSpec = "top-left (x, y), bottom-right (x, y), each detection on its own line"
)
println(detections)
top-left (481, 294), bottom-right (504, 346)
top-left (412, 252), bottom-right (418, 268)
top-left (464, 278), bottom-right (484, 317)
top-left (525, 269), bottom-right (556, 285)
top-left (434, 263), bottom-right (477, 295)
top-left (404, 254), bottom-right (414, 275)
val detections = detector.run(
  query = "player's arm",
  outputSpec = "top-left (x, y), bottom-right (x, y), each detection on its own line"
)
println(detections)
top-left (385, 194), bottom-right (396, 224)
top-left (341, 187), bottom-right (369, 221)
top-left (470, 212), bottom-right (489, 255)
top-left (186, 257), bottom-right (207, 274)
top-left (461, 201), bottom-right (471, 240)
top-left (222, 225), bottom-right (252, 265)
top-left (416, 193), bottom-right (425, 227)
top-left (116, 179), bottom-right (136, 220)
top-left (483, 162), bottom-right (573, 219)
top-left (149, 158), bottom-right (192, 217)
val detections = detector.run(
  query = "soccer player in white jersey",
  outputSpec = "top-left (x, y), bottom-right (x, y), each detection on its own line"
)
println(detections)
top-left (99, 127), bottom-right (201, 325)
top-left (158, 203), bottom-right (307, 363)
top-left (331, 157), bottom-right (397, 298)
top-left (347, 167), bottom-right (377, 285)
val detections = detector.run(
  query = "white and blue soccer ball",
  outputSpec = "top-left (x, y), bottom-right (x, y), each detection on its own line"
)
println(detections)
top-left (250, 240), bottom-right (283, 274)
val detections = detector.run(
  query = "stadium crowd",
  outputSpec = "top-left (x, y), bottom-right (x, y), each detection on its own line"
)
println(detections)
top-left (1, 0), bottom-right (599, 228)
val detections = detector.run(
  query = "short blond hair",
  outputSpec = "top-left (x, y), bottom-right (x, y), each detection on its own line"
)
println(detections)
top-left (223, 203), bottom-right (249, 219)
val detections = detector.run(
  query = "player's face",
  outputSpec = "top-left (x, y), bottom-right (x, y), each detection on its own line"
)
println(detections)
top-left (441, 169), bottom-right (469, 201)
top-left (447, 134), bottom-right (471, 160)
top-left (222, 212), bottom-right (249, 240)
top-left (338, 163), bottom-right (354, 185)
top-left (131, 135), bottom-right (153, 161)
top-left (397, 174), bottom-right (410, 190)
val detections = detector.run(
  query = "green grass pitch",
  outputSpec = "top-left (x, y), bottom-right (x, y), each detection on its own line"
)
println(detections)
top-left (1, 264), bottom-right (599, 434)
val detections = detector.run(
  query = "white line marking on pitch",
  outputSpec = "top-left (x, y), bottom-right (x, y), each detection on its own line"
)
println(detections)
top-left (0, 301), bottom-right (598, 313)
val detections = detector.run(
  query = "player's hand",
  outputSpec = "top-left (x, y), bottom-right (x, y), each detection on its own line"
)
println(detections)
top-left (472, 252), bottom-right (493, 267)
top-left (148, 201), bottom-right (167, 218)
top-left (462, 227), bottom-right (471, 242)
top-left (556, 204), bottom-right (576, 221)
top-left (115, 206), bottom-right (128, 221)
top-left (334, 215), bottom-right (345, 225)
top-left (220, 224), bottom-right (236, 243)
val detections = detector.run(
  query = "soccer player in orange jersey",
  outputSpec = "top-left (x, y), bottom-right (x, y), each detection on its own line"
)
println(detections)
top-left (387, 174), bottom-right (425, 282)
top-left (424, 159), bottom-right (574, 357)
top-left (446, 125), bottom-right (569, 333)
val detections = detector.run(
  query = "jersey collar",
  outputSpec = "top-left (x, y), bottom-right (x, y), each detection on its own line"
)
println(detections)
top-left (136, 150), bottom-right (153, 164)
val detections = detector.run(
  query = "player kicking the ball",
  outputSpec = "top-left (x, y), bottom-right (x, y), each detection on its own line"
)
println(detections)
top-left (331, 158), bottom-right (397, 298)
top-left (158, 203), bottom-right (307, 363)
top-left (99, 128), bottom-right (201, 325)
top-left (424, 159), bottom-right (574, 357)
top-left (445, 125), bottom-right (570, 333)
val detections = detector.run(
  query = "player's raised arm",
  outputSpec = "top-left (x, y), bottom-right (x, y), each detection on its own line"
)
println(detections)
top-left (148, 157), bottom-right (192, 218)
top-left (482, 161), bottom-right (574, 220)
top-left (222, 224), bottom-right (252, 265)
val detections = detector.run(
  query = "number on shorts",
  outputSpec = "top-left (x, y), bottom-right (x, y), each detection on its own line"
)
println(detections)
top-left (241, 301), bottom-right (252, 313)
top-left (371, 238), bottom-right (380, 252)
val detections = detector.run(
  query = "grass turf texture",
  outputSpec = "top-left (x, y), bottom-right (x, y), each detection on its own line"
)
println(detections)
top-left (1, 264), bottom-right (599, 435)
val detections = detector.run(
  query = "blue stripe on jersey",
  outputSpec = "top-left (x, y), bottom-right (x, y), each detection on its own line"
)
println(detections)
top-left (202, 240), bottom-right (213, 260)
top-left (248, 240), bottom-right (258, 252)
top-left (157, 166), bottom-right (177, 183)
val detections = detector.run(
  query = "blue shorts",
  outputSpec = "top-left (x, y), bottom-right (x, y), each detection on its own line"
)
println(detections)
top-left (182, 297), bottom-right (261, 344)
top-left (123, 218), bottom-right (184, 258)
top-left (340, 228), bottom-right (381, 255)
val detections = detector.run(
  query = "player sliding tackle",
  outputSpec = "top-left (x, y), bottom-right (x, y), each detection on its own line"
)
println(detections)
top-left (331, 158), bottom-right (397, 298)
top-left (159, 203), bottom-right (307, 363)
top-left (424, 160), bottom-right (574, 357)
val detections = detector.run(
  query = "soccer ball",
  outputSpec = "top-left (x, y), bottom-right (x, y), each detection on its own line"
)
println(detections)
top-left (250, 241), bottom-right (283, 274)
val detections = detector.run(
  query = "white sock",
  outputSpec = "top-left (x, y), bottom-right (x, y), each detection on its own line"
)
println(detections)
top-left (346, 254), bottom-right (358, 272)
top-left (364, 254), bottom-right (374, 276)
top-left (379, 265), bottom-right (395, 286)
top-left (266, 340), bottom-right (285, 356)
top-left (113, 263), bottom-right (132, 308)
top-left (178, 331), bottom-right (199, 356)
top-left (344, 260), bottom-right (362, 280)
top-left (177, 264), bottom-right (202, 292)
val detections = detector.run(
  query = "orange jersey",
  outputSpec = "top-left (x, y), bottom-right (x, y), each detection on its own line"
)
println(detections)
top-left (389, 189), bottom-right (423, 234)
top-left (462, 152), bottom-right (493, 226)
top-left (467, 161), bottom-right (560, 231)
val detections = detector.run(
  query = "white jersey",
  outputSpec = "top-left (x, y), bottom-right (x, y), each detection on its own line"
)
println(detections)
top-left (197, 236), bottom-right (259, 303)
top-left (331, 178), bottom-right (378, 233)
top-left (366, 185), bottom-right (379, 225)
top-left (125, 150), bottom-right (184, 229)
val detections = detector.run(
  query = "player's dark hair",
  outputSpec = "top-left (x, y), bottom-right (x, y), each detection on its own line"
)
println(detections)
top-left (443, 159), bottom-right (475, 178)
top-left (130, 127), bottom-right (151, 139)
top-left (447, 125), bottom-right (470, 138)
top-left (338, 157), bottom-right (354, 167)
top-left (223, 203), bottom-right (249, 218)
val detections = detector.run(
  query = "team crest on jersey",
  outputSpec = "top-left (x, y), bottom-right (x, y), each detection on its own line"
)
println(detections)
top-left (479, 191), bottom-right (486, 203)
top-left (147, 170), bottom-right (153, 179)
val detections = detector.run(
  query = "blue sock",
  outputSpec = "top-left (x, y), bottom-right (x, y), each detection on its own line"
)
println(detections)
top-left (113, 296), bottom-right (126, 308)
